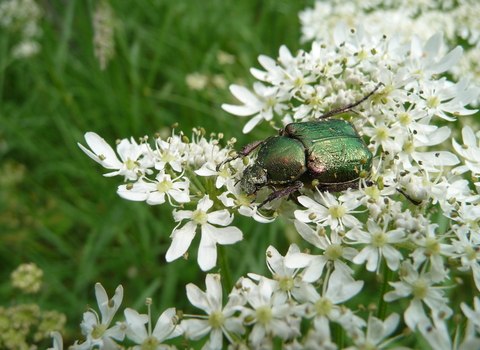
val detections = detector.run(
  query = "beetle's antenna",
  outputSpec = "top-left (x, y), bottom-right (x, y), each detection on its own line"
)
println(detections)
top-left (216, 139), bottom-right (265, 172)
top-left (318, 82), bottom-right (384, 120)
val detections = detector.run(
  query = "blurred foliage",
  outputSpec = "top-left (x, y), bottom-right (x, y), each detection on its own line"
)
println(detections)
top-left (0, 0), bottom-right (315, 345)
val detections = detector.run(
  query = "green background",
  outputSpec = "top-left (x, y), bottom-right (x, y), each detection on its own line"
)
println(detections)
top-left (0, 0), bottom-right (314, 345)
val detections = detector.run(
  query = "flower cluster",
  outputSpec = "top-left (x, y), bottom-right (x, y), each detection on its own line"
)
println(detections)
top-left (0, 0), bottom-right (43, 59)
top-left (11, 262), bottom-right (43, 294)
top-left (48, 283), bottom-right (181, 350)
top-left (92, 0), bottom-right (116, 70)
top-left (78, 127), bottom-right (244, 271)
top-left (78, 19), bottom-right (480, 348)
top-left (298, 0), bottom-right (480, 104)
top-left (51, 250), bottom-right (480, 349)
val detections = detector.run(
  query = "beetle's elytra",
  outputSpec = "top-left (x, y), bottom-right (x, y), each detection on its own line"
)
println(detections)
top-left (218, 83), bottom-right (384, 207)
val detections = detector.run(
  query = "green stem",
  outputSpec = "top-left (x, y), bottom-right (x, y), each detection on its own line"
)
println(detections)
top-left (333, 321), bottom-right (344, 348)
top-left (376, 260), bottom-right (393, 320)
top-left (185, 164), bottom-right (207, 195)
top-left (217, 245), bottom-right (233, 295)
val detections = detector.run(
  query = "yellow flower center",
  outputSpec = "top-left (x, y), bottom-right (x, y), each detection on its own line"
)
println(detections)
top-left (157, 178), bottom-right (173, 193)
top-left (371, 231), bottom-right (388, 247)
top-left (314, 297), bottom-right (333, 315)
top-left (412, 279), bottom-right (428, 299)
top-left (235, 194), bottom-right (252, 207)
top-left (266, 97), bottom-right (277, 108)
top-left (125, 158), bottom-right (137, 170)
top-left (398, 112), bottom-right (412, 125)
top-left (375, 126), bottom-right (390, 141)
top-left (425, 237), bottom-right (441, 255)
top-left (209, 310), bottom-right (226, 328)
top-left (256, 305), bottom-right (273, 325)
top-left (141, 336), bottom-right (159, 350)
top-left (293, 76), bottom-right (305, 88)
top-left (426, 96), bottom-right (440, 108)
top-left (403, 139), bottom-right (415, 154)
top-left (465, 246), bottom-right (477, 261)
top-left (364, 186), bottom-right (380, 200)
top-left (324, 243), bottom-right (343, 260)
top-left (192, 209), bottom-right (208, 225)
top-left (328, 205), bottom-right (346, 219)
top-left (278, 276), bottom-right (295, 292)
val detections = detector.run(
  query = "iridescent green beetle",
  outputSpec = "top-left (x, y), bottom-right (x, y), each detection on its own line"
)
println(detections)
top-left (219, 83), bottom-right (383, 207)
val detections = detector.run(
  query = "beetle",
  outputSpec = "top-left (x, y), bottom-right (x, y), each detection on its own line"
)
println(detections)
top-left (218, 83), bottom-right (384, 208)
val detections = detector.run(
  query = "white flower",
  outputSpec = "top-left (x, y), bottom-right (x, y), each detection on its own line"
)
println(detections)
top-left (417, 78), bottom-right (479, 121)
top-left (410, 224), bottom-right (455, 281)
top-left (405, 33), bottom-right (463, 85)
top-left (297, 327), bottom-right (337, 350)
top-left (12, 40), bottom-right (40, 58)
top-left (418, 308), bottom-right (480, 350)
top-left (117, 171), bottom-right (190, 206)
top-left (186, 73), bottom-right (208, 90)
top-left (461, 296), bottom-right (480, 328)
top-left (286, 221), bottom-right (357, 282)
top-left (47, 331), bottom-right (63, 350)
top-left (346, 219), bottom-right (406, 272)
top-left (302, 270), bottom-right (364, 336)
top-left (451, 224), bottom-right (480, 292)
top-left (295, 191), bottom-right (363, 231)
top-left (78, 132), bottom-right (151, 181)
top-left (239, 277), bottom-right (299, 347)
top-left (181, 274), bottom-right (245, 350)
top-left (222, 82), bottom-right (289, 133)
top-left (165, 195), bottom-right (243, 271)
top-left (249, 245), bottom-right (313, 304)
top-left (217, 175), bottom-right (276, 223)
top-left (250, 45), bottom-right (302, 87)
top-left (395, 126), bottom-right (459, 172)
top-left (124, 307), bottom-right (180, 349)
top-left (154, 135), bottom-right (186, 173)
top-left (73, 284), bottom-right (125, 350)
top-left (384, 261), bottom-right (452, 330)
top-left (195, 148), bottom-right (235, 189)
top-left (453, 126), bottom-right (480, 175)
top-left (343, 313), bottom-right (402, 350)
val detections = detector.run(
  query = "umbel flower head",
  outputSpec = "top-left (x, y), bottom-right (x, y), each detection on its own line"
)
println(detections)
top-left (79, 19), bottom-right (480, 348)
top-left (80, 21), bottom-right (480, 280)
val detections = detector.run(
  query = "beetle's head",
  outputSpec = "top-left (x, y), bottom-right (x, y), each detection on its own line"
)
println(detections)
top-left (240, 164), bottom-right (268, 195)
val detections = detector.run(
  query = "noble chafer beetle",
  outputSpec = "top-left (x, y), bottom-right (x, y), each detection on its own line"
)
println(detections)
top-left (218, 83), bottom-right (387, 208)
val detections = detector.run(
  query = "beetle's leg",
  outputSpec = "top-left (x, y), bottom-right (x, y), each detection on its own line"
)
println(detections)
top-left (319, 182), bottom-right (361, 192)
top-left (216, 139), bottom-right (264, 171)
top-left (257, 181), bottom-right (304, 208)
top-left (395, 188), bottom-right (422, 205)
top-left (317, 82), bottom-right (384, 120)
